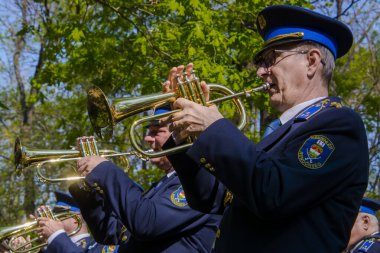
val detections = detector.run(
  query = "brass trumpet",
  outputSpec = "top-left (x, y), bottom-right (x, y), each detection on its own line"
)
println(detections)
top-left (14, 136), bottom-right (149, 183)
top-left (87, 71), bottom-right (271, 158)
top-left (0, 207), bottom-right (81, 253)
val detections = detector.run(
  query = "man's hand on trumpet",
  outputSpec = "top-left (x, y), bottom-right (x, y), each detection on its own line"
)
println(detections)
top-left (35, 206), bottom-right (65, 241)
top-left (160, 63), bottom-right (223, 142)
top-left (77, 156), bottom-right (108, 177)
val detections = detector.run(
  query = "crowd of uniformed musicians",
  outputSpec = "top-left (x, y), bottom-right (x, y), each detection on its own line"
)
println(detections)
top-left (1, 4), bottom-right (379, 253)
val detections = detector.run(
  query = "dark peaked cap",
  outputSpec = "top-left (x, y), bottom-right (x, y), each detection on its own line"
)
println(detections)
top-left (360, 197), bottom-right (380, 216)
top-left (54, 190), bottom-right (80, 212)
top-left (254, 5), bottom-right (353, 60)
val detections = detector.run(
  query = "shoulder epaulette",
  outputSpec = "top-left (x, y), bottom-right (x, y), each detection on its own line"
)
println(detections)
top-left (295, 98), bottom-right (342, 121)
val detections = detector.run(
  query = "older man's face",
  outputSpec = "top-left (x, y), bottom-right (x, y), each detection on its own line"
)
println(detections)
top-left (256, 44), bottom-right (312, 113)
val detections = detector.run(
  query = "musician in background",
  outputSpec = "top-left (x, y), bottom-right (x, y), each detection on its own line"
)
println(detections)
top-left (346, 197), bottom-right (380, 253)
top-left (0, 237), bottom-right (30, 253)
top-left (38, 191), bottom-right (119, 253)
top-left (70, 106), bottom-right (221, 253)
top-left (0, 191), bottom-right (118, 253)
top-left (161, 4), bottom-right (369, 253)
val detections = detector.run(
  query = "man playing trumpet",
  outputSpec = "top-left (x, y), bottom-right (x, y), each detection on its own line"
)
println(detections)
top-left (160, 4), bottom-right (369, 253)
top-left (69, 107), bottom-right (221, 253)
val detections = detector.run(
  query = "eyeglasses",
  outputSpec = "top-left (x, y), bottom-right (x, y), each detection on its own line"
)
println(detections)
top-left (255, 49), bottom-right (309, 68)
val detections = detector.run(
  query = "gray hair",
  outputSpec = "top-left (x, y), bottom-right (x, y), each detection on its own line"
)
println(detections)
top-left (297, 41), bottom-right (335, 83)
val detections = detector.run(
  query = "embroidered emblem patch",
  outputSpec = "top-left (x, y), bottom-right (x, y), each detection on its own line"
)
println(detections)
top-left (298, 135), bottom-right (334, 169)
top-left (170, 186), bottom-right (188, 207)
top-left (102, 245), bottom-right (117, 253)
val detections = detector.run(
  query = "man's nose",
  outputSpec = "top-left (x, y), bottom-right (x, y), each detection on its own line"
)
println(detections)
top-left (144, 135), bottom-right (155, 143)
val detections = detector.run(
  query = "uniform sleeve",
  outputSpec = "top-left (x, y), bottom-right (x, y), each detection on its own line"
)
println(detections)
top-left (164, 136), bottom-right (227, 214)
top-left (84, 162), bottom-right (212, 241)
top-left (69, 183), bottom-right (125, 245)
top-left (186, 108), bottom-right (369, 220)
top-left (45, 233), bottom-right (85, 253)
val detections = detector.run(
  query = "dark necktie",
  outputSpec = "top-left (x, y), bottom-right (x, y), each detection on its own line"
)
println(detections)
top-left (262, 118), bottom-right (281, 138)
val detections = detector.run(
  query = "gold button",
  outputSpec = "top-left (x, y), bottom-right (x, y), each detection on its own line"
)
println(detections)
top-left (200, 157), bottom-right (206, 164)
top-left (122, 235), bottom-right (128, 241)
top-left (93, 183), bottom-right (98, 187)
top-left (209, 166), bottom-right (215, 172)
top-left (96, 186), bottom-right (101, 191)
top-left (99, 189), bottom-right (104, 194)
top-left (216, 228), bottom-right (221, 238)
top-left (205, 163), bottom-right (211, 169)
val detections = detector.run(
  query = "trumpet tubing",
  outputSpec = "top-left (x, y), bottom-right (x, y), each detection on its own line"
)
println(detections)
top-left (14, 136), bottom-right (149, 183)
top-left (87, 70), bottom-right (271, 142)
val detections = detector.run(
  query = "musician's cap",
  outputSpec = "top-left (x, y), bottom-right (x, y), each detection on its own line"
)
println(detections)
top-left (254, 5), bottom-right (353, 62)
top-left (54, 191), bottom-right (80, 212)
top-left (359, 197), bottom-right (380, 216)
top-left (145, 106), bottom-right (171, 128)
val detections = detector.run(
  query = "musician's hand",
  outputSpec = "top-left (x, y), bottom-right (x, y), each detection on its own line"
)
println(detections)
top-left (77, 156), bottom-right (108, 177)
top-left (37, 217), bottom-right (64, 241)
top-left (168, 100), bottom-right (223, 141)
top-left (162, 63), bottom-right (210, 102)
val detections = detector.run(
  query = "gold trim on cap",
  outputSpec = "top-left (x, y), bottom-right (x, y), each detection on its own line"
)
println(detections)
top-left (263, 32), bottom-right (304, 47)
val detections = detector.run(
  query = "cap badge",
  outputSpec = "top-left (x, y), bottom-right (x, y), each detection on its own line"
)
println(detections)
top-left (257, 15), bottom-right (266, 30)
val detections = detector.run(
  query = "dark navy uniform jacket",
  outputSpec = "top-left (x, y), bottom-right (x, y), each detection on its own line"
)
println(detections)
top-left (165, 97), bottom-right (369, 253)
top-left (70, 162), bottom-right (220, 253)
top-left (44, 233), bottom-right (118, 253)
top-left (350, 232), bottom-right (380, 253)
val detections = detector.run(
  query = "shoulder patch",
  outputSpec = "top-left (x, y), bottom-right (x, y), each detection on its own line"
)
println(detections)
top-left (170, 186), bottom-right (188, 207)
top-left (298, 135), bottom-right (335, 169)
top-left (102, 245), bottom-right (118, 253)
top-left (296, 99), bottom-right (330, 121)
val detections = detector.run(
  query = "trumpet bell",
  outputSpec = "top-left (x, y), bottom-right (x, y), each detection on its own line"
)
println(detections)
top-left (87, 86), bottom-right (114, 141)
top-left (87, 86), bottom-right (176, 140)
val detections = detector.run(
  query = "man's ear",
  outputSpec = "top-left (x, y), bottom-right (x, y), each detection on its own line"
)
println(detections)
top-left (362, 214), bottom-right (371, 230)
top-left (306, 48), bottom-right (322, 78)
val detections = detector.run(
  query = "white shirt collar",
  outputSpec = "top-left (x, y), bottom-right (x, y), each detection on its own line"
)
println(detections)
top-left (166, 170), bottom-right (175, 178)
top-left (71, 233), bottom-right (91, 244)
top-left (279, 97), bottom-right (326, 125)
